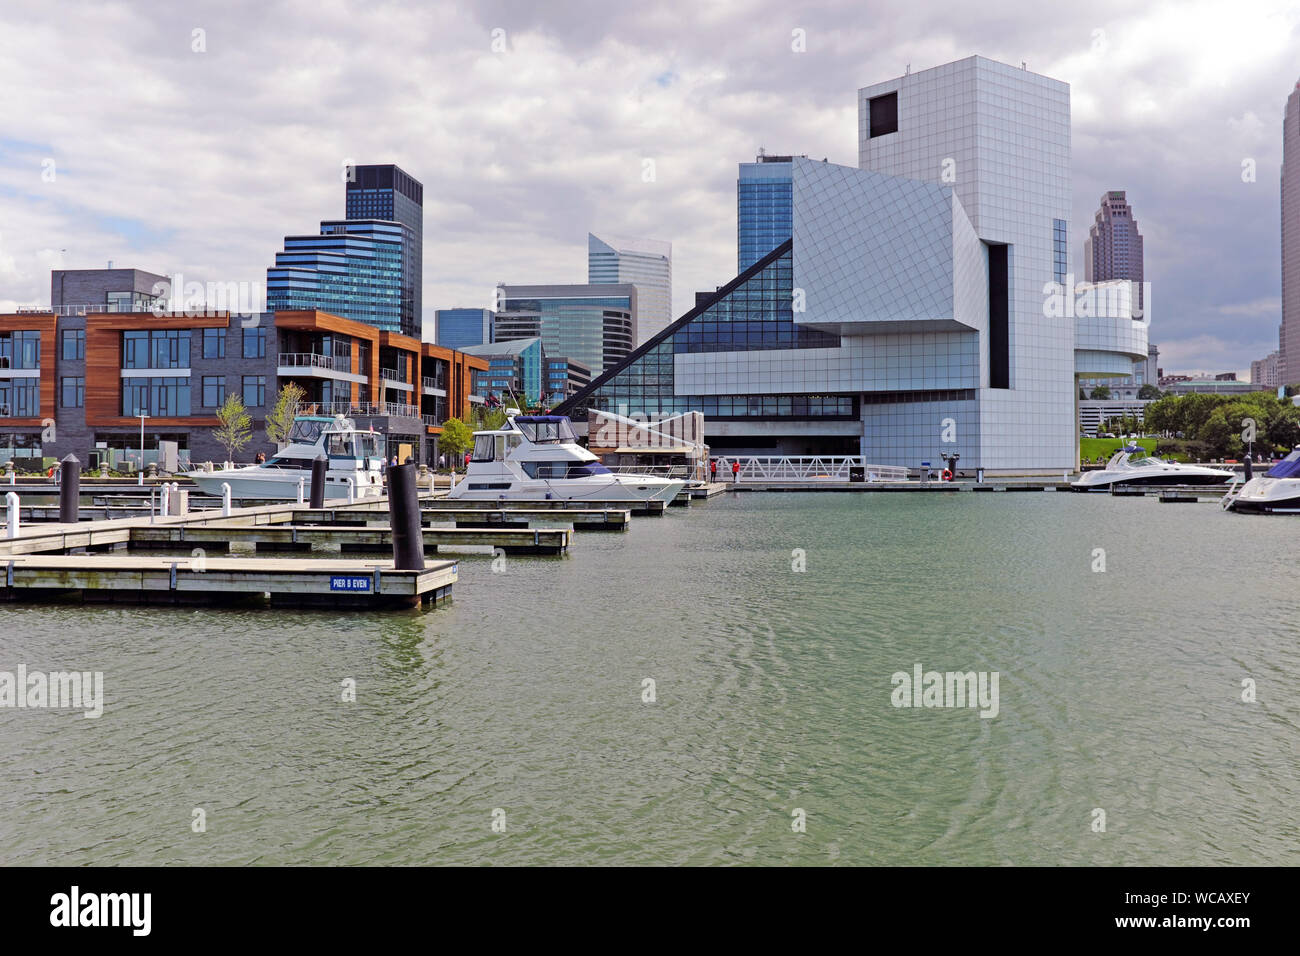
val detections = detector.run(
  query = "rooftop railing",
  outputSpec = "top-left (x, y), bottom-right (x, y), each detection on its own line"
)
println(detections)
top-left (324, 401), bottom-right (420, 419)
top-left (278, 352), bottom-right (351, 372)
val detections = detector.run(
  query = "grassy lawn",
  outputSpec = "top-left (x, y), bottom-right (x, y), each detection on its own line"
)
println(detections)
top-left (1079, 437), bottom-right (1158, 463)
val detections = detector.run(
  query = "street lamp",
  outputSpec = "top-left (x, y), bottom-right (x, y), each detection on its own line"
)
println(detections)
top-left (136, 410), bottom-right (149, 484)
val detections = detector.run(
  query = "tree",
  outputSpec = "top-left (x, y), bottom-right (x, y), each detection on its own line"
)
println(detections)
top-left (264, 381), bottom-right (306, 447)
top-left (1089, 385), bottom-right (1111, 400)
top-left (213, 393), bottom-right (252, 464)
top-left (1137, 384), bottom-right (1162, 400)
top-left (438, 418), bottom-right (472, 469)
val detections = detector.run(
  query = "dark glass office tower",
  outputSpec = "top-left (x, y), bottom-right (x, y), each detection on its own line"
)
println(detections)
top-left (345, 164), bottom-right (423, 338)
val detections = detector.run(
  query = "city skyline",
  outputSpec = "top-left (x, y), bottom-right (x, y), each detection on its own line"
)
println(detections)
top-left (1, 1), bottom-right (1298, 374)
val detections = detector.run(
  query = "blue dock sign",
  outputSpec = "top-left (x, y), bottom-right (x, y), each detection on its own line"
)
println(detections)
top-left (330, 575), bottom-right (372, 592)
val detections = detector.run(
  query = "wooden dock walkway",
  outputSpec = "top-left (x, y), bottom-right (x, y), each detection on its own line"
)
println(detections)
top-left (128, 523), bottom-right (571, 555)
top-left (0, 554), bottom-right (456, 608)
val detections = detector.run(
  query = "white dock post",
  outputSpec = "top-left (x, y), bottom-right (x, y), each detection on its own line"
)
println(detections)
top-left (221, 482), bottom-right (232, 517)
top-left (347, 476), bottom-right (356, 503)
top-left (160, 485), bottom-right (169, 517)
top-left (5, 491), bottom-right (18, 539)
top-left (297, 477), bottom-right (305, 504)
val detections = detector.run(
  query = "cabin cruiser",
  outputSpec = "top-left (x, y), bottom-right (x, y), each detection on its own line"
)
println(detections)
top-left (1071, 445), bottom-right (1234, 491)
top-left (188, 415), bottom-right (384, 500)
top-left (447, 414), bottom-right (686, 502)
top-left (1223, 449), bottom-right (1300, 513)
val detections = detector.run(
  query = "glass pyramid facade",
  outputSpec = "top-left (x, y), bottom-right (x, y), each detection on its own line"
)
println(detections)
top-left (557, 241), bottom-right (851, 421)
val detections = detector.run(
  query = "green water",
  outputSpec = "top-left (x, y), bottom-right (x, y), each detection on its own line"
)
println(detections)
top-left (1, 492), bottom-right (1297, 865)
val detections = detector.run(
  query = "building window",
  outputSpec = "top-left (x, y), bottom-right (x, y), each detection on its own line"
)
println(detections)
top-left (61, 376), bottom-right (84, 408)
top-left (203, 327), bottom-right (226, 359)
top-left (1053, 219), bottom-right (1068, 284)
top-left (202, 376), bottom-right (226, 407)
top-left (243, 326), bottom-right (266, 359)
top-left (0, 330), bottom-right (41, 370)
top-left (0, 380), bottom-right (40, 416)
top-left (61, 329), bottom-right (85, 360)
top-left (242, 375), bottom-right (266, 407)
top-left (121, 377), bottom-right (190, 417)
top-left (869, 92), bottom-right (898, 137)
top-left (123, 330), bottom-right (190, 369)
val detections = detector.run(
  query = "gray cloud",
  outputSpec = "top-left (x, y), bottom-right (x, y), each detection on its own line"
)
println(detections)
top-left (0, 0), bottom-right (1296, 375)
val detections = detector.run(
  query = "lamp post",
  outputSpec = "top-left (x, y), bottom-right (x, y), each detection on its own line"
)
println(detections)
top-left (137, 410), bottom-right (149, 480)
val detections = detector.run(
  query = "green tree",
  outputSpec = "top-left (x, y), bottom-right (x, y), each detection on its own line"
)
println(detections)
top-left (264, 381), bottom-right (306, 447)
top-left (1089, 385), bottom-right (1111, 400)
top-left (213, 393), bottom-right (253, 463)
top-left (439, 418), bottom-right (472, 469)
top-left (1137, 384), bottom-right (1162, 400)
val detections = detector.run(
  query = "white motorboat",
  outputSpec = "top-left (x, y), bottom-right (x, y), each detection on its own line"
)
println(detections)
top-left (1223, 449), bottom-right (1300, 513)
top-left (1071, 445), bottom-right (1234, 491)
top-left (446, 414), bottom-right (686, 502)
top-left (188, 414), bottom-right (384, 500)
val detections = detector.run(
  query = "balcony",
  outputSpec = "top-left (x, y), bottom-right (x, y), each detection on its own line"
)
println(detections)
top-left (278, 352), bottom-right (367, 383)
top-left (421, 375), bottom-right (447, 396)
top-left (380, 367), bottom-right (413, 393)
top-left (422, 415), bottom-right (440, 427)
top-left (325, 401), bottom-right (420, 420)
top-left (0, 356), bottom-right (39, 379)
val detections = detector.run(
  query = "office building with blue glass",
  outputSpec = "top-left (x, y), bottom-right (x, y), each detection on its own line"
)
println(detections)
top-left (266, 220), bottom-right (406, 334)
top-left (494, 284), bottom-right (637, 378)
top-left (559, 57), bottom-right (1147, 472)
top-left (737, 152), bottom-right (800, 272)
top-left (345, 164), bottom-right (423, 337)
top-left (435, 308), bottom-right (494, 350)
top-left (461, 337), bottom-right (546, 406)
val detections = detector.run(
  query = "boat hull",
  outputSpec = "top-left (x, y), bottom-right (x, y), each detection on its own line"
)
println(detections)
top-left (1225, 477), bottom-right (1300, 513)
top-left (447, 475), bottom-right (685, 503)
top-left (1071, 470), bottom-right (1233, 491)
top-left (189, 469), bottom-right (380, 500)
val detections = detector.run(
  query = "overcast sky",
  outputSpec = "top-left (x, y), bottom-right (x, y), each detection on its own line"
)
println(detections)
top-left (1, 0), bottom-right (1297, 375)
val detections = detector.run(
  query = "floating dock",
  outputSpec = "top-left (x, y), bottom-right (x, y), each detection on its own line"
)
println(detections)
top-left (0, 553), bottom-right (455, 608)
top-left (128, 523), bottom-right (571, 555)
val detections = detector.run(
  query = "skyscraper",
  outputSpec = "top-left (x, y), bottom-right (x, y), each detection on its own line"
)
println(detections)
top-left (587, 234), bottom-right (669, 344)
top-left (344, 164), bottom-right (423, 337)
top-left (495, 283), bottom-right (637, 375)
top-left (1084, 190), bottom-right (1144, 312)
top-left (736, 153), bottom-right (801, 272)
top-left (435, 308), bottom-right (494, 350)
top-left (1281, 83), bottom-right (1300, 385)
top-left (265, 220), bottom-right (406, 333)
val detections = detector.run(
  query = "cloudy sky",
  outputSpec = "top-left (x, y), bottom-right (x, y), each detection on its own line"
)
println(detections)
top-left (1, 0), bottom-right (1297, 375)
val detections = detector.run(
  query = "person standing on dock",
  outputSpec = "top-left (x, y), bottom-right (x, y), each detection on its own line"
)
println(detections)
top-left (731, 459), bottom-right (740, 484)
top-left (709, 458), bottom-right (717, 482)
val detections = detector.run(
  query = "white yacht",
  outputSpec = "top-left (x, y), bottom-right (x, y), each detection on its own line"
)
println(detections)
top-left (189, 415), bottom-right (384, 500)
top-left (447, 414), bottom-right (686, 502)
top-left (1223, 449), bottom-right (1300, 513)
top-left (1071, 445), bottom-right (1234, 491)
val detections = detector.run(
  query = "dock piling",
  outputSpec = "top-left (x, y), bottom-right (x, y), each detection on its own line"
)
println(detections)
top-left (59, 455), bottom-right (80, 524)
top-left (310, 455), bottom-right (326, 508)
top-left (297, 477), bottom-right (305, 504)
top-left (388, 462), bottom-right (425, 571)
top-left (220, 483), bottom-right (232, 517)
top-left (5, 492), bottom-right (18, 539)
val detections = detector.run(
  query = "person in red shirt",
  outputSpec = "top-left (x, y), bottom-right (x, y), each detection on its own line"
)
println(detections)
top-left (709, 458), bottom-right (717, 482)
top-left (731, 459), bottom-right (741, 483)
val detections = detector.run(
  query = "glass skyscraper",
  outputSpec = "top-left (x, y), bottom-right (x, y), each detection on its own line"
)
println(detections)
top-left (737, 153), bottom-right (799, 272)
top-left (435, 308), bottom-right (494, 349)
top-left (587, 233), bottom-right (671, 344)
top-left (265, 220), bottom-right (405, 333)
top-left (495, 284), bottom-right (636, 376)
top-left (344, 164), bottom-right (423, 337)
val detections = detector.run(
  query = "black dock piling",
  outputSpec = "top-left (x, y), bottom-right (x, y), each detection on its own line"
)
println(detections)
top-left (59, 454), bottom-right (80, 524)
top-left (388, 462), bottom-right (425, 571)
top-left (310, 455), bottom-right (327, 509)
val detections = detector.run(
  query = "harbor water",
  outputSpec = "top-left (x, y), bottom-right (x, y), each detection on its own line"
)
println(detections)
top-left (1, 491), bottom-right (1297, 865)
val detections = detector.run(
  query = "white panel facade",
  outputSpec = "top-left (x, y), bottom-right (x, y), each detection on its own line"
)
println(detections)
top-left (859, 56), bottom-right (1075, 471)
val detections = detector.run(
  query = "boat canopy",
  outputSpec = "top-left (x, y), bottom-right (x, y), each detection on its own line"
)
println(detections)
top-left (514, 416), bottom-right (576, 444)
top-left (1265, 448), bottom-right (1300, 479)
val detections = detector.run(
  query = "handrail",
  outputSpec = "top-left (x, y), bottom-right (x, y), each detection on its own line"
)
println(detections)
top-left (278, 352), bottom-right (349, 371)
top-left (714, 456), bottom-right (909, 482)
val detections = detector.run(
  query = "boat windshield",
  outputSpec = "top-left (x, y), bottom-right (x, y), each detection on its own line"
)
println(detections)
top-left (1125, 456), bottom-right (1165, 467)
top-left (288, 419), bottom-right (328, 444)
top-left (514, 416), bottom-right (576, 444)
top-left (521, 461), bottom-right (611, 479)
top-left (355, 433), bottom-right (383, 459)
top-left (1266, 448), bottom-right (1300, 479)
